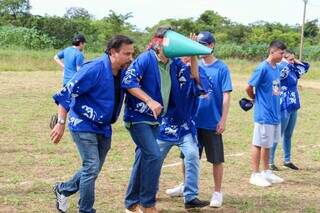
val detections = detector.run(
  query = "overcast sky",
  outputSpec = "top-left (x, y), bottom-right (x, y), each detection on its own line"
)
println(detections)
top-left (30, 0), bottom-right (320, 30)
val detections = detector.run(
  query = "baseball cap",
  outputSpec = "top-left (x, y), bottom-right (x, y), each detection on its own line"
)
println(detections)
top-left (73, 34), bottom-right (86, 43)
top-left (239, 98), bottom-right (254, 111)
top-left (197, 31), bottom-right (215, 45)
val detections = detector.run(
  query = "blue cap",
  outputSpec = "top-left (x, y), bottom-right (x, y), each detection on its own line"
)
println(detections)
top-left (239, 98), bottom-right (254, 111)
top-left (197, 31), bottom-right (215, 45)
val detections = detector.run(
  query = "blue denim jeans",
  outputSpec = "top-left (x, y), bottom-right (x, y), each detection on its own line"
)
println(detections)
top-left (270, 110), bottom-right (298, 164)
top-left (58, 131), bottom-right (111, 213)
top-left (125, 123), bottom-right (161, 208)
top-left (157, 134), bottom-right (200, 203)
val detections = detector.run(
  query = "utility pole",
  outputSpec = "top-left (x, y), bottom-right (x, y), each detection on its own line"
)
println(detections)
top-left (299, 0), bottom-right (308, 60)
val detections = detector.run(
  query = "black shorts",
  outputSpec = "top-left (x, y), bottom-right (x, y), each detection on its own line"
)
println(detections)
top-left (197, 128), bottom-right (224, 164)
top-left (179, 129), bottom-right (224, 164)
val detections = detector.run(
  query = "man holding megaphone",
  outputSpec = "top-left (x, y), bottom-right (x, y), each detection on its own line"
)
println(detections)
top-left (122, 27), bottom-right (212, 213)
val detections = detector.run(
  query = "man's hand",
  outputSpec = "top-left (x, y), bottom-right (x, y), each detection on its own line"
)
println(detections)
top-left (50, 123), bottom-right (65, 144)
top-left (146, 99), bottom-right (163, 119)
top-left (216, 119), bottom-right (226, 134)
top-left (189, 33), bottom-right (197, 41)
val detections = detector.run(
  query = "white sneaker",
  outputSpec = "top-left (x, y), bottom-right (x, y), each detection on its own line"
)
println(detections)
top-left (53, 183), bottom-right (68, 213)
top-left (249, 173), bottom-right (271, 187)
top-left (165, 183), bottom-right (184, 197)
top-left (261, 170), bottom-right (284, 184)
top-left (210, 191), bottom-right (223, 208)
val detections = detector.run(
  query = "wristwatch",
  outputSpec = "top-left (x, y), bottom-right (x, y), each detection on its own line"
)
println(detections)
top-left (57, 117), bottom-right (66, 125)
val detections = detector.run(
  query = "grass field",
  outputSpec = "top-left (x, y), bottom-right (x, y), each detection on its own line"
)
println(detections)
top-left (0, 55), bottom-right (319, 212)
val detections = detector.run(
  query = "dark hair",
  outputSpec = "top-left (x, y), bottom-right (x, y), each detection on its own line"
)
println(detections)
top-left (285, 49), bottom-right (295, 55)
top-left (154, 26), bottom-right (172, 38)
top-left (105, 35), bottom-right (134, 55)
top-left (268, 40), bottom-right (287, 52)
top-left (72, 34), bottom-right (86, 46)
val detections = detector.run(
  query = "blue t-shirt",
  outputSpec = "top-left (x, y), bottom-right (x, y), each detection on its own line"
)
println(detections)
top-left (279, 60), bottom-right (310, 114)
top-left (248, 60), bottom-right (281, 125)
top-left (57, 46), bottom-right (85, 85)
top-left (195, 59), bottom-right (233, 130)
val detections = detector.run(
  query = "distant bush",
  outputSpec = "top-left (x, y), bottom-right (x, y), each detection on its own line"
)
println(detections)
top-left (303, 45), bottom-right (320, 61)
top-left (0, 25), bottom-right (54, 49)
top-left (216, 43), bottom-right (319, 61)
top-left (216, 43), bottom-right (267, 60)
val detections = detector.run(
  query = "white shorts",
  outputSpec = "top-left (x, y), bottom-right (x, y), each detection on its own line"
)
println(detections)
top-left (252, 123), bottom-right (281, 148)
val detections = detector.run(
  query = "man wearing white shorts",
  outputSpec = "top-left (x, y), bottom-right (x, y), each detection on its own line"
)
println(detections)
top-left (246, 40), bottom-right (286, 187)
top-left (253, 123), bottom-right (281, 148)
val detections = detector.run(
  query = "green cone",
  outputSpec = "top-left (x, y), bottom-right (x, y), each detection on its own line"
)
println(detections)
top-left (163, 30), bottom-right (213, 58)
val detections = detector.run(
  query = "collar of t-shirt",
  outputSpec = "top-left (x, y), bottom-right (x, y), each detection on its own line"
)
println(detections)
top-left (201, 58), bottom-right (218, 67)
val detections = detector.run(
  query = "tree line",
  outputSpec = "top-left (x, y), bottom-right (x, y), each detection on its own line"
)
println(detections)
top-left (0, 0), bottom-right (319, 60)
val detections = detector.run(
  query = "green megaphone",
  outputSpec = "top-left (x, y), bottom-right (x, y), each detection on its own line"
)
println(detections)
top-left (162, 30), bottom-right (213, 58)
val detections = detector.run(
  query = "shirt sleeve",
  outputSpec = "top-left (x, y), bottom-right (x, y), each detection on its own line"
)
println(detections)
top-left (75, 53), bottom-right (85, 68)
top-left (293, 62), bottom-right (310, 79)
top-left (52, 63), bottom-right (100, 111)
top-left (221, 65), bottom-right (233, 92)
top-left (56, 50), bottom-right (64, 59)
top-left (121, 54), bottom-right (146, 89)
top-left (248, 66), bottom-right (264, 87)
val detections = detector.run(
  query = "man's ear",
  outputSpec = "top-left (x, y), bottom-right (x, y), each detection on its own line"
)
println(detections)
top-left (109, 48), bottom-right (116, 56)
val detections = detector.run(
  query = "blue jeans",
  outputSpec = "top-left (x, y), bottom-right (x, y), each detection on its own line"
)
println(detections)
top-left (58, 131), bottom-right (111, 213)
top-left (270, 111), bottom-right (298, 164)
top-left (158, 134), bottom-right (200, 203)
top-left (125, 123), bottom-right (162, 208)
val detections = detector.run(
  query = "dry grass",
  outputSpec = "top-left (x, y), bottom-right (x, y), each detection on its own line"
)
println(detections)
top-left (0, 69), bottom-right (319, 213)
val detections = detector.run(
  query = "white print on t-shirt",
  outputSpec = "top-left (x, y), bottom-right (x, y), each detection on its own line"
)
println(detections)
top-left (272, 80), bottom-right (280, 96)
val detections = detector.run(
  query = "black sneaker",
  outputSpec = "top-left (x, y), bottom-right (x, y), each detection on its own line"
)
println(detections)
top-left (270, 164), bottom-right (279, 171)
top-left (185, 198), bottom-right (209, 209)
top-left (283, 162), bottom-right (299, 170)
top-left (53, 182), bottom-right (68, 213)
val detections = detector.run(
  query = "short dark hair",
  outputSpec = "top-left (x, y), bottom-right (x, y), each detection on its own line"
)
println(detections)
top-left (268, 40), bottom-right (287, 52)
top-left (72, 34), bottom-right (86, 46)
top-left (154, 26), bottom-right (172, 38)
top-left (285, 49), bottom-right (295, 55)
top-left (105, 35), bottom-right (134, 55)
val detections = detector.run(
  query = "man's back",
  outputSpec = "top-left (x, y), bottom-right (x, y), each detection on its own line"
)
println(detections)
top-left (56, 46), bottom-right (84, 85)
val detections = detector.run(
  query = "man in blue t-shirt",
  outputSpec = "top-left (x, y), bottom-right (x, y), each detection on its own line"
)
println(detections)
top-left (54, 34), bottom-right (86, 85)
top-left (195, 31), bottom-right (232, 208)
top-left (50, 35), bottom-right (134, 213)
top-left (246, 40), bottom-right (286, 187)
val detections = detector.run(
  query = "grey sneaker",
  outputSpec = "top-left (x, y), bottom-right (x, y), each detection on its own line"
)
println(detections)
top-left (53, 183), bottom-right (68, 213)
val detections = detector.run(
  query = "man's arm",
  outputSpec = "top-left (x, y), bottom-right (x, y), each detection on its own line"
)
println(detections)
top-left (245, 85), bottom-right (255, 100)
top-left (50, 105), bottom-right (67, 144)
top-left (216, 92), bottom-right (231, 134)
top-left (190, 56), bottom-right (200, 84)
top-left (127, 88), bottom-right (162, 119)
top-left (54, 54), bottom-right (64, 69)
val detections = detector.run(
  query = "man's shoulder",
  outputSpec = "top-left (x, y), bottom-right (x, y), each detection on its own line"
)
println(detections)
top-left (137, 50), bottom-right (155, 60)
top-left (82, 55), bottom-right (105, 70)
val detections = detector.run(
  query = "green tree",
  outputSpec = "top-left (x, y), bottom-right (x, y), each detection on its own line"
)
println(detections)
top-left (64, 7), bottom-right (93, 20)
top-left (0, 0), bottom-right (31, 19)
